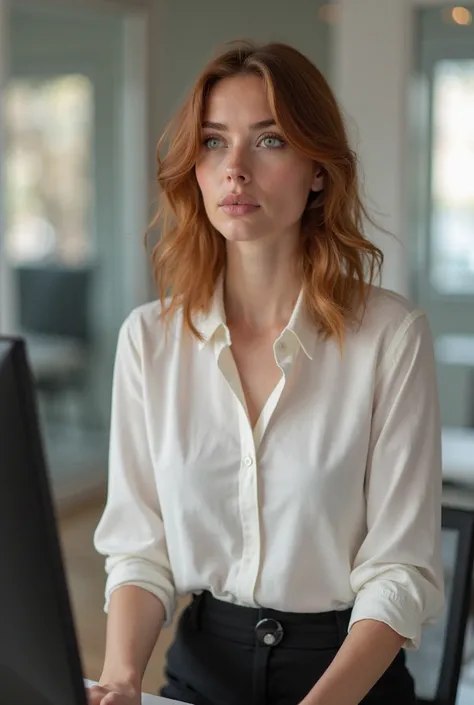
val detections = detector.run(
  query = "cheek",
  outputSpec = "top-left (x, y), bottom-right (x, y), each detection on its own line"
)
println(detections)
top-left (261, 162), bottom-right (313, 209)
top-left (195, 166), bottom-right (215, 211)
top-left (195, 163), bottom-right (207, 195)
top-left (196, 154), bottom-right (228, 202)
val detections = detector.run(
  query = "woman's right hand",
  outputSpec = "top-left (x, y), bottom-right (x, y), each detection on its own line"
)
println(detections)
top-left (86, 682), bottom-right (141, 705)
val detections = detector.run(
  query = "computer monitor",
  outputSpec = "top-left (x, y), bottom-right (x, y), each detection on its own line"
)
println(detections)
top-left (0, 337), bottom-right (87, 705)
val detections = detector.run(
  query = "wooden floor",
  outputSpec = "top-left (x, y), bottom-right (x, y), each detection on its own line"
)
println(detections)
top-left (58, 494), bottom-right (188, 696)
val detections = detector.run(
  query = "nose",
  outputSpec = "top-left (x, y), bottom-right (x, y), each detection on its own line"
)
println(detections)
top-left (225, 148), bottom-right (251, 185)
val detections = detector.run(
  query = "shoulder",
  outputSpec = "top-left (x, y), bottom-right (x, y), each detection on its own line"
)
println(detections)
top-left (352, 285), bottom-right (432, 366)
top-left (363, 285), bottom-right (425, 332)
top-left (118, 298), bottom-right (184, 357)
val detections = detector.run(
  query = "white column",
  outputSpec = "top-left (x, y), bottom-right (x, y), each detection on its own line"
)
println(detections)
top-left (332, 0), bottom-right (413, 295)
top-left (0, 0), bottom-right (11, 334)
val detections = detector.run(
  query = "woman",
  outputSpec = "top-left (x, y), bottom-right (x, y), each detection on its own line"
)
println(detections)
top-left (88, 41), bottom-right (444, 705)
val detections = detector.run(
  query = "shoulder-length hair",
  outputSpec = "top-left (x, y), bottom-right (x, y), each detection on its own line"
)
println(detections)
top-left (150, 40), bottom-right (383, 346)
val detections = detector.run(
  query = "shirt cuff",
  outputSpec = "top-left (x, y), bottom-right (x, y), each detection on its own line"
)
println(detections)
top-left (104, 559), bottom-right (176, 627)
top-left (348, 583), bottom-right (422, 650)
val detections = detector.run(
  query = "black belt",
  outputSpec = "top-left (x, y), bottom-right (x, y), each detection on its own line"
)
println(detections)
top-left (189, 592), bottom-right (352, 705)
top-left (191, 591), bottom-right (352, 650)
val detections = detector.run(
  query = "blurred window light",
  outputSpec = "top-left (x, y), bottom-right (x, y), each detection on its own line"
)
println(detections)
top-left (429, 60), bottom-right (474, 294)
top-left (4, 75), bottom-right (94, 266)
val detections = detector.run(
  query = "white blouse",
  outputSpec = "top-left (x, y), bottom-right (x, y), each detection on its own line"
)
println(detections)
top-left (94, 282), bottom-right (445, 649)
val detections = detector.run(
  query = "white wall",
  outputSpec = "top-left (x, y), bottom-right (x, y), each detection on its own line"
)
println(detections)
top-left (332, 0), bottom-right (474, 296)
top-left (332, 0), bottom-right (412, 295)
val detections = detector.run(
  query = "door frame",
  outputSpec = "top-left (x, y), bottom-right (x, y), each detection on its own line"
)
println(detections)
top-left (1, 0), bottom-right (153, 503)
top-left (412, 38), bottom-right (474, 308)
top-left (6, 0), bottom-right (152, 324)
top-left (409, 13), bottom-right (474, 428)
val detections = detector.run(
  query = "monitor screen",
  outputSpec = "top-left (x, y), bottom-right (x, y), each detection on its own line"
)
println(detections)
top-left (0, 337), bottom-right (86, 705)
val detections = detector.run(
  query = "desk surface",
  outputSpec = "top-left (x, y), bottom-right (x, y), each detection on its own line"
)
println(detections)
top-left (442, 483), bottom-right (474, 511)
top-left (84, 680), bottom-right (184, 705)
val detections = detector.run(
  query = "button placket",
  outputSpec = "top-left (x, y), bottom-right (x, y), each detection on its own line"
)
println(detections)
top-left (235, 405), bottom-right (261, 605)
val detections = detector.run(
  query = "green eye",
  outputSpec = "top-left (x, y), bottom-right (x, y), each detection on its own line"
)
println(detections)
top-left (260, 134), bottom-right (285, 149)
top-left (203, 137), bottom-right (223, 150)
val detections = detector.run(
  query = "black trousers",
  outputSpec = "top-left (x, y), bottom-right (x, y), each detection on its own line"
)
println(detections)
top-left (160, 592), bottom-right (416, 705)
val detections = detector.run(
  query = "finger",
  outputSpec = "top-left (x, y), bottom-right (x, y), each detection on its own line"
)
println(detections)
top-left (86, 685), bottom-right (109, 705)
top-left (101, 692), bottom-right (126, 705)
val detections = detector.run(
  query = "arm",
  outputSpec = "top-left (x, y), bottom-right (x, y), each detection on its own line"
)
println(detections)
top-left (301, 619), bottom-right (405, 705)
top-left (93, 313), bottom-right (176, 690)
top-left (303, 311), bottom-right (445, 705)
top-left (98, 586), bottom-right (166, 692)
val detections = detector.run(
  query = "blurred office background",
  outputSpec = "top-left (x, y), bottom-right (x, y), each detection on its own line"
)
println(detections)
top-left (0, 0), bottom-right (474, 699)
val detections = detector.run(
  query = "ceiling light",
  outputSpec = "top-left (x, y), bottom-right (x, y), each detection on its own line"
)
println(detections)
top-left (451, 6), bottom-right (473, 25)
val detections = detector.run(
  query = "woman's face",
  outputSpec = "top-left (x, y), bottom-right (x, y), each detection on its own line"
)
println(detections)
top-left (195, 74), bottom-right (322, 247)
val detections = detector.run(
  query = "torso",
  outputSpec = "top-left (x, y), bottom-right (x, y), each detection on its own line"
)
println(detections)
top-left (114, 286), bottom-right (431, 618)
top-left (228, 325), bottom-right (283, 429)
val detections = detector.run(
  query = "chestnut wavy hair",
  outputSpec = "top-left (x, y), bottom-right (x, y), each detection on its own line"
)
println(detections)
top-left (150, 40), bottom-right (383, 345)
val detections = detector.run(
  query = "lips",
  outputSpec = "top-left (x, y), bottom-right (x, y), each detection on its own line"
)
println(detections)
top-left (219, 193), bottom-right (259, 207)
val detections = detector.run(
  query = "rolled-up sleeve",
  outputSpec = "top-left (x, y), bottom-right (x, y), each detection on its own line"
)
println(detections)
top-left (349, 311), bottom-right (445, 649)
top-left (93, 312), bottom-right (176, 626)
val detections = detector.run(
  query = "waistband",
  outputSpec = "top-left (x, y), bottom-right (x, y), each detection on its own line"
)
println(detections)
top-left (189, 591), bottom-right (352, 650)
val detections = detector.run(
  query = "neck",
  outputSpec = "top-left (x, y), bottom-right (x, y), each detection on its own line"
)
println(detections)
top-left (224, 238), bottom-right (301, 333)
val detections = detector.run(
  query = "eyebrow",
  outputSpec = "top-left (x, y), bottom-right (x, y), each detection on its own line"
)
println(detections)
top-left (201, 119), bottom-right (277, 131)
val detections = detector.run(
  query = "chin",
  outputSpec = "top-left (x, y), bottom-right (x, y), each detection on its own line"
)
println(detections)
top-left (217, 222), bottom-right (263, 243)
top-left (222, 231), bottom-right (261, 243)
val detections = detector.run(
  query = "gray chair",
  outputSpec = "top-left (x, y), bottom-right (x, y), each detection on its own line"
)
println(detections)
top-left (406, 506), bottom-right (474, 705)
top-left (15, 263), bottom-right (95, 424)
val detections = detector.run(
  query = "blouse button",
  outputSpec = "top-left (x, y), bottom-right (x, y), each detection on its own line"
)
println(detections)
top-left (244, 456), bottom-right (253, 468)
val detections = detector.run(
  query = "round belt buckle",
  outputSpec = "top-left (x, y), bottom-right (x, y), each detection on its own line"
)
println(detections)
top-left (255, 618), bottom-right (284, 647)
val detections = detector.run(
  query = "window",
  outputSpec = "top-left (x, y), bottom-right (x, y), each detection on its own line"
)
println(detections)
top-left (4, 75), bottom-right (93, 265)
top-left (430, 60), bottom-right (474, 294)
